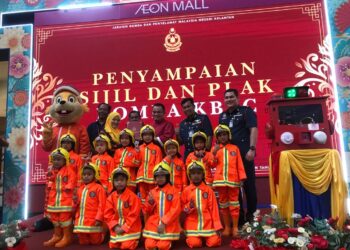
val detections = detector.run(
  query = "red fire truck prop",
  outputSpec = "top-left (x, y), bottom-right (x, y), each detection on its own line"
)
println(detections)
top-left (265, 86), bottom-right (334, 152)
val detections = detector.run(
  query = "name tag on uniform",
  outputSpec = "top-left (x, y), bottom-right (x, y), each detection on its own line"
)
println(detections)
top-left (193, 119), bottom-right (202, 125)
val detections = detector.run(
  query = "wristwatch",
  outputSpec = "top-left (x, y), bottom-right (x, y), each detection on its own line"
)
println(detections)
top-left (249, 146), bottom-right (256, 150)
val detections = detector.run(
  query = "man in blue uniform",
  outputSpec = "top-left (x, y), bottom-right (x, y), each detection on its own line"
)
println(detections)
top-left (177, 98), bottom-right (213, 160)
top-left (219, 89), bottom-right (258, 224)
top-left (87, 103), bottom-right (111, 152)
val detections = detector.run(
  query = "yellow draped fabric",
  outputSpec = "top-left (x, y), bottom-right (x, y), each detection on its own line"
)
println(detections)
top-left (104, 112), bottom-right (121, 144)
top-left (269, 149), bottom-right (347, 227)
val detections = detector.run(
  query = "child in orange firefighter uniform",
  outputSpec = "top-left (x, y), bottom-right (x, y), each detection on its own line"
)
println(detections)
top-left (60, 133), bottom-right (82, 187)
top-left (162, 139), bottom-right (187, 193)
top-left (136, 125), bottom-right (163, 204)
top-left (212, 124), bottom-right (246, 237)
top-left (143, 161), bottom-right (181, 250)
top-left (113, 128), bottom-right (141, 193)
top-left (182, 161), bottom-right (223, 248)
top-left (43, 148), bottom-right (76, 248)
top-left (92, 134), bottom-right (115, 192)
top-left (186, 132), bottom-right (215, 186)
top-left (104, 167), bottom-right (142, 249)
top-left (73, 163), bottom-right (106, 245)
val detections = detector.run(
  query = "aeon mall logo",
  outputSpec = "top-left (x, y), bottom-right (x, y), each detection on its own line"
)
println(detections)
top-left (135, 0), bottom-right (209, 15)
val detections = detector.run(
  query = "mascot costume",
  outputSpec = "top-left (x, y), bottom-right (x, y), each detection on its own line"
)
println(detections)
top-left (42, 85), bottom-right (90, 155)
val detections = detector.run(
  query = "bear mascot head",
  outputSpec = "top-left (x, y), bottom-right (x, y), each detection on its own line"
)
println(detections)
top-left (47, 85), bottom-right (88, 124)
top-left (42, 85), bottom-right (91, 155)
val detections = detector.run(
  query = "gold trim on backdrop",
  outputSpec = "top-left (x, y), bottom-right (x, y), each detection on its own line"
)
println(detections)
top-left (274, 149), bottom-right (347, 228)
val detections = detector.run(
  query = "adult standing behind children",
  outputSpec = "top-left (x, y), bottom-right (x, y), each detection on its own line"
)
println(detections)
top-left (219, 88), bottom-right (258, 224)
top-left (104, 111), bottom-right (122, 152)
top-left (87, 103), bottom-right (111, 152)
top-left (151, 103), bottom-right (175, 147)
top-left (127, 110), bottom-right (143, 142)
top-left (177, 98), bottom-right (213, 160)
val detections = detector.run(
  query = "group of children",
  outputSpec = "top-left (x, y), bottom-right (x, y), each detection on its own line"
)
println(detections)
top-left (43, 124), bottom-right (247, 249)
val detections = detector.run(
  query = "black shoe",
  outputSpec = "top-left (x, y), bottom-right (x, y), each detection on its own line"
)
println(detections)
top-left (238, 214), bottom-right (245, 227)
top-left (32, 217), bottom-right (53, 232)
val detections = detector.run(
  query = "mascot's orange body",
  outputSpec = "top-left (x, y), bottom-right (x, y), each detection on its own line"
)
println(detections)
top-left (42, 86), bottom-right (90, 155)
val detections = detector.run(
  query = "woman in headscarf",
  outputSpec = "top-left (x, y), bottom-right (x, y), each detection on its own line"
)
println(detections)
top-left (104, 111), bottom-right (121, 153)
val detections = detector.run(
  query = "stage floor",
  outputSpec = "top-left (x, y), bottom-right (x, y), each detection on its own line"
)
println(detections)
top-left (24, 214), bottom-right (238, 249)
top-left (27, 227), bottom-right (234, 250)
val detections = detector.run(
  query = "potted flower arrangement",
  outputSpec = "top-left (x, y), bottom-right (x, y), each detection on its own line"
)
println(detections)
top-left (231, 208), bottom-right (350, 249)
top-left (0, 220), bottom-right (30, 250)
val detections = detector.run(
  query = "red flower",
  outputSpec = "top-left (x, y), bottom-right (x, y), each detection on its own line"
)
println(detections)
top-left (13, 90), bottom-right (28, 106)
top-left (327, 216), bottom-right (339, 228)
top-left (276, 229), bottom-right (285, 236)
top-left (307, 243), bottom-right (314, 249)
top-left (21, 34), bottom-right (31, 49)
top-left (287, 228), bottom-right (299, 235)
top-left (310, 235), bottom-right (324, 243)
top-left (318, 240), bottom-right (329, 249)
top-left (266, 218), bottom-right (274, 225)
top-left (297, 217), bottom-right (312, 226)
top-left (18, 221), bottom-right (28, 230)
top-left (310, 235), bottom-right (328, 249)
top-left (230, 239), bottom-right (250, 249)
top-left (336, 57), bottom-right (350, 87)
top-left (4, 186), bottom-right (23, 209)
top-left (276, 229), bottom-right (289, 240)
top-left (9, 54), bottom-right (30, 78)
top-left (24, 0), bottom-right (39, 6)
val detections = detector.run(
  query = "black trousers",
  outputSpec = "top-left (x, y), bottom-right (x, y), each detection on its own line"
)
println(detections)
top-left (239, 158), bottom-right (257, 220)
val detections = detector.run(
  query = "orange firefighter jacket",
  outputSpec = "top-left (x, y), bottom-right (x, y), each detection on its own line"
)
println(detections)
top-left (162, 156), bottom-right (187, 192)
top-left (47, 165), bottom-right (77, 213)
top-left (114, 146), bottom-right (141, 188)
top-left (142, 183), bottom-right (181, 240)
top-left (73, 182), bottom-right (106, 233)
top-left (104, 188), bottom-right (142, 243)
top-left (186, 151), bottom-right (215, 185)
top-left (136, 142), bottom-right (162, 184)
top-left (211, 144), bottom-right (246, 188)
top-left (68, 150), bottom-right (83, 187)
top-left (92, 152), bottom-right (114, 191)
top-left (42, 123), bottom-right (90, 155)
top-left (44, 165), bottom-right (54, 216)
top-left (181, 182), bottom-right (223, 237)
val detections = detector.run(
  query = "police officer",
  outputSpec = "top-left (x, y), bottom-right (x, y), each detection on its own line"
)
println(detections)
top-left (177, 98), bottom-right (213, 161)
top-left (219, 88), bottom-right (258, 224)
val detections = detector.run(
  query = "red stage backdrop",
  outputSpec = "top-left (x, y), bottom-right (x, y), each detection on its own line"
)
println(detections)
top-left (31, 1), bottom-right (334, 184)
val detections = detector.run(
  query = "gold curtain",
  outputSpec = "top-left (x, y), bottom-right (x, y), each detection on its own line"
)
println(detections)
top-left (270, 149), bottom-right (347, 227)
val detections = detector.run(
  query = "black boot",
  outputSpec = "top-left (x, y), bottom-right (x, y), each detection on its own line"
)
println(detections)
top-left (246, 213), bottom-right (254, 223)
